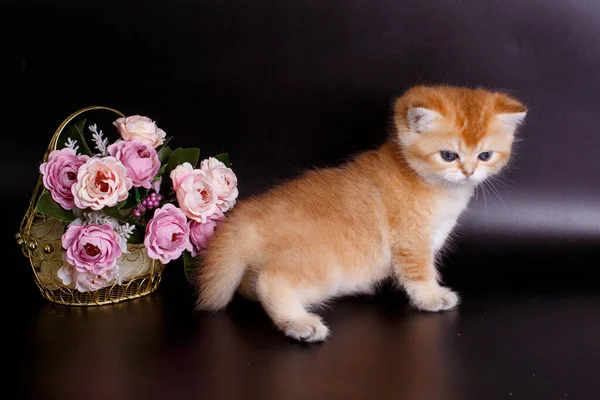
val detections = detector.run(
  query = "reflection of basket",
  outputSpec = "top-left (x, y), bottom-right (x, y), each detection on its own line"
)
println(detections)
top-left (17, 106), bottom-right (164, 306)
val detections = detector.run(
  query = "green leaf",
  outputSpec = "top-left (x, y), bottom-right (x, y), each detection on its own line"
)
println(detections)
top-left (35, 191), bottom-right (76, 223)
top-left (135, 188), bottom-right (142, 204)
top-left (101, 206), bottom-right (145, 230)
top-left (154, 164), bottom-right (167, 180)
top-left (157, 145), bottom-right (172, 164)
top-left (183, 251), bottom-right (197, 283)
top-left (119, 195), bottom-right (138, 210)
top-left (56, 119), bottom-right (85, 150)
top-left (56, 119), bottom-right (93, 156)
top-left (161, 136), bottom-right (173, 149)
top-left (102, 206), bottom-right (126, 220)
top-left (139, 188), bottom-right (149, 200)
top-left (166, 147), bottom-right (201, 175)
top-left (214, 153), bottom-right (231, 168)
top-left (74, 121), bottom-right (94, 155)
top-left (126, 226), bottom-right (145, 244)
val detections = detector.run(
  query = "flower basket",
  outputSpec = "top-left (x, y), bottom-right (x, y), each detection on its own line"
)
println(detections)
top-left (17, 106), bottom-right (238, 306)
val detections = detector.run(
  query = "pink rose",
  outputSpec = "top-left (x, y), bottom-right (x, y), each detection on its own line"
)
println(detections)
top-left (107, 140), bottom-right (161, 189)
top-left (58, 264), bottom-right (119, 292)
top-left (62, 223), bottom-right (123, 275)
top-left (144, 204), bottom-right (193, 263)
top-left (113, 115), bottom-right (166, 148)
top-left (170, 162), bottom-right (194, 191)
top-left (170, 163), bottom-right (219, 223)
top-left (72, 157), bottom-right (132, 210)
top-left (200, 157), bottom-right (239, 212)
top-left (39, 148), bottom-right (90, 210)
top-left (189, 209), bottom-right (225, 256)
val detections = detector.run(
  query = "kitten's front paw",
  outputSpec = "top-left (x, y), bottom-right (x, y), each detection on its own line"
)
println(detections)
top-left (404, 282), bottom-right (460, 312)
top-left (280, 314), bottom-right (330, 342)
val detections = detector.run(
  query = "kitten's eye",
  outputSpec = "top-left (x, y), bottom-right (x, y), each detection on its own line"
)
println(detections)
top-left (440, 151), bottom-right (458, 161)
top-left (478, 151), bottom-right (493, 161)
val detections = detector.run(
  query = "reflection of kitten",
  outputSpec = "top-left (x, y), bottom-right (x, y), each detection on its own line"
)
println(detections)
top-left (194, 85), bottom-right (527, 342)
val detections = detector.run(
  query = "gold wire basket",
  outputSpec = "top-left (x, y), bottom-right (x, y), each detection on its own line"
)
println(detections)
top-left (17, 106), bottom-right (164, 306)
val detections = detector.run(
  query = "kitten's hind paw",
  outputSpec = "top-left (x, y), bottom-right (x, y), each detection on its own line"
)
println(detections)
top-left (405, 282), bottom-right (460, 312)
top-left (280, 314), bottom-right (330, 342)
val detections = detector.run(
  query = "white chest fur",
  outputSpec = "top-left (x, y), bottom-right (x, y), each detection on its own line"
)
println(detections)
top-left (430, 187), bottom-right (473, 252)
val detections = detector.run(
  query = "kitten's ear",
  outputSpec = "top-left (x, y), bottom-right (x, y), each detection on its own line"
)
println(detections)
top-left (495, 111), bottom-right (527, 136)
top-left (406, 107), bottom-right (442, 134)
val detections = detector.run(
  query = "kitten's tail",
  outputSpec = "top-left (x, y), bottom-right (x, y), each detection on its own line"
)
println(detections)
top-left (194, 220), bottom-right (252, 311)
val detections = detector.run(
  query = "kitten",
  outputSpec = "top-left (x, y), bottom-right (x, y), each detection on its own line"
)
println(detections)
top-left (194, 85), bottom-right (527, 342)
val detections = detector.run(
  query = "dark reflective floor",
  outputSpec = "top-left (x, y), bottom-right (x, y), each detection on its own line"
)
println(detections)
top-left (11, 185), bottom-right (599, 400)
top-left (14, 263), bottom-right (600, 400)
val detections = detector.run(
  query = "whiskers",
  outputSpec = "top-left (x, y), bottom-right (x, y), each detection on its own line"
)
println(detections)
top-left (488, 174), bottom-right (526, 196)
top-left (480, 179), bottom-right (507, 211)
top-left (475, 171), bottom-right (526, 213)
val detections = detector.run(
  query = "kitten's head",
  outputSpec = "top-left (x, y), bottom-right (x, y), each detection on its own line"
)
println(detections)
top-left (393, 85), bottom-right (527, 186)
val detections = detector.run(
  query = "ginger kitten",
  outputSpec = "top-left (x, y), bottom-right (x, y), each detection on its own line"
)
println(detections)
top-left (194, 85), bottom-right (527, 342)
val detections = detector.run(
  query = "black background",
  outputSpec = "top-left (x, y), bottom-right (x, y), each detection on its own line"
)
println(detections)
top-left (6, 1), bottom-right (600, 399)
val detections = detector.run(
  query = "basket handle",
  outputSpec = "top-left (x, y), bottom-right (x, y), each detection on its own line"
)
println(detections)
top-left (47, 105), bottom-right (125, 154)
top-left (19, 106), bottom-right (126, 247)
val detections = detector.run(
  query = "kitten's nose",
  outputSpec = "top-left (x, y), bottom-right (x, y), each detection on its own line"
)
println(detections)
top-left (462, 169), bottom-right (474, 178)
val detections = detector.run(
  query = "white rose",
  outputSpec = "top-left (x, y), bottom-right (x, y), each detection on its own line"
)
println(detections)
top-left (200, 157), bottom-right (239, 212)
top-left (113, 115), bottom-right (166, 148)
top-left (174, 169), bottom-right (219, 223)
